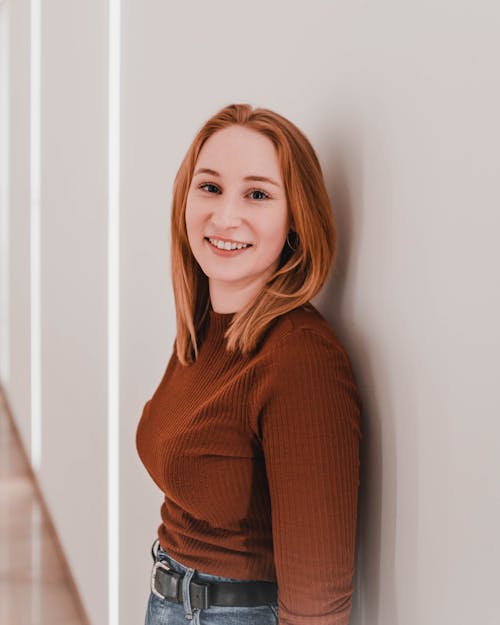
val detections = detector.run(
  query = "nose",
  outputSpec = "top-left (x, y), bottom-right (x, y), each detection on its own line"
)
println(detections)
top-left (210, 193), bottom-right (243, 229)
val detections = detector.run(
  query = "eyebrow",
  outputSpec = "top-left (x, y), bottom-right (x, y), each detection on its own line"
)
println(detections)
top-left (193, 168), bottom-right (281, 188)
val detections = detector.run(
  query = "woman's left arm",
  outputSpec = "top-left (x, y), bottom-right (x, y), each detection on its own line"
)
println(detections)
top-left (260, 328), bottom-right (362, 625)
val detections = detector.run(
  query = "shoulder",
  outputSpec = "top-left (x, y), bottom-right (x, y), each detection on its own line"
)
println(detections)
top-left (261, 302), bottom-right (348, 359)
top-left (249, 303), bottom-right (362, 433)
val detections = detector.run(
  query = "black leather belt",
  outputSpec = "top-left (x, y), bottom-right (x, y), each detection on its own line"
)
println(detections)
top-left (150, 555), bottom-right (278, 609)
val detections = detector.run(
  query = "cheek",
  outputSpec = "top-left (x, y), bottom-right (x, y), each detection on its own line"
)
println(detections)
top-left (258, 211), bottom-right (289, 244)
top-left (184, 199), bottom-right (202, 234)
top-left (258, 227), bottom-right (288, 263)
top-left (268, 215), bottom-right (289, 257)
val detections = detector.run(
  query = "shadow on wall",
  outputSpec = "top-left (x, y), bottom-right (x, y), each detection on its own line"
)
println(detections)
top-left (312, 127), bottom-right (416, 625)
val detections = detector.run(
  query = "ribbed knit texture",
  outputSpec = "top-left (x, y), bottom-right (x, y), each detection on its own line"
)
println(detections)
top-left (136, 303), bottom-right (362, 625)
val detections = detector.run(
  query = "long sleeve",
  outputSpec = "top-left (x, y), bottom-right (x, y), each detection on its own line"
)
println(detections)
top-left (260, 328), bottom-right (362, 625)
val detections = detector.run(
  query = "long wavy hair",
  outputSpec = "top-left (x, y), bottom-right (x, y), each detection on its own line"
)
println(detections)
top-left (171, 103), bottom-right (336, 365)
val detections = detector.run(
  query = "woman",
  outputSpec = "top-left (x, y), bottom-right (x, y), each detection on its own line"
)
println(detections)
top-left (136, 103), bottom-right (362, 625)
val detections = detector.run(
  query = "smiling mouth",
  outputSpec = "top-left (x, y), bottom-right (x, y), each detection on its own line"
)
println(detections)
top-left (205, 237), bottom-right (253, 251)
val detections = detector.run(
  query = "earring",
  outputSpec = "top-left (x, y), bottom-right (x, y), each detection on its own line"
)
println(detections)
top-left (286, 230), bottom-right (298, 250)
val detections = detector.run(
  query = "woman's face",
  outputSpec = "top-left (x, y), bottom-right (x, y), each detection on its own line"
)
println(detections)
top-left (185, 125), bottom-right (291, 312)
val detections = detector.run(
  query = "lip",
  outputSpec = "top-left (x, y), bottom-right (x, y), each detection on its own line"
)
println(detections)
top-left (205, 238), bottom-right (252, 257)
top-left (205, 235), bottom-right (253, 246)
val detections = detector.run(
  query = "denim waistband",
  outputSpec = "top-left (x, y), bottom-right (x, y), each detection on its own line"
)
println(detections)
top-left (151, 538), bottom-right (270, 584)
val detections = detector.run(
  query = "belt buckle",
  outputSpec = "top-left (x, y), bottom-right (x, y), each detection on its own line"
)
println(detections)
top-left (151, 560), bottom-right (172, 599)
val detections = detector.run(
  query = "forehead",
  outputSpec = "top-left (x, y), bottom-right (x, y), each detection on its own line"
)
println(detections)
top-left (195, 125), bottom-right (282, 179)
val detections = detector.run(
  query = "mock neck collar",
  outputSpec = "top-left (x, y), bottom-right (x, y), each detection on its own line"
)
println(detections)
top-left (208, 304), bottom-right (236, 332)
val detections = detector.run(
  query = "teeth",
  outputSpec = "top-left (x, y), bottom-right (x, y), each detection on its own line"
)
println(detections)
top-left (208, 237), bottom-right (251, 251)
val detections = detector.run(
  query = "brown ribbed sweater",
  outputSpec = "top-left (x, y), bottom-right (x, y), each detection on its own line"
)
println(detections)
top-left (136, 302), bottom-right (362, 625)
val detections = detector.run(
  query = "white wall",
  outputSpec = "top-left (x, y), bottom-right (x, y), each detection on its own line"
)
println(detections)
top-left (3, 0), bottom-right (31, 452)
top-left (3, 1), bottom-right (108, 625)
top-left (2, 2), bottom-right (500, 625)
top-left (0, 0), bottom-right (10, 383)
top-left (38, 2), bottom-right (108, 624)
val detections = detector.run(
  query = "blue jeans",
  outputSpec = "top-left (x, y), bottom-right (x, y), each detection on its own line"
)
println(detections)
top-left (144, 539), bottom-right (279, 625)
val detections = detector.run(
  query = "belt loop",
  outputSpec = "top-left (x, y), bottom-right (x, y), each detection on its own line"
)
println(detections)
top-left (151, 538), bottom-right (159, 562)
top-left (181, 567), bottom-right (199, 622)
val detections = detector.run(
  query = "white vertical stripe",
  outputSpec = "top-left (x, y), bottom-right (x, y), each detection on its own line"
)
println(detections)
top-left (108, 0), bottom-right (121, 623)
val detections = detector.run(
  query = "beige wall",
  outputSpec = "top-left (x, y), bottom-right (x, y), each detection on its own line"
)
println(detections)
top-left (39, 2), bottom-right (108, 624)
top-left (3, 0), bottom-right (31, 453)
top-left (3, 1), bottom-right (108, 625)
top-left (2, 2), bottom-right (500, 625)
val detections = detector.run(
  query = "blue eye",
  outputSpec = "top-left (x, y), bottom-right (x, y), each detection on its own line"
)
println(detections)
top-left (198, 183), bottom-right (220, 194)
top-left (197, 182), bottom-right (270, 201)
top-left (248, 189), bottom-right (269, 201)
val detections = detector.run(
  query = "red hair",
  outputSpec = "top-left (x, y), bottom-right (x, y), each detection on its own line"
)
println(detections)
top-left (171, 103), bottom-right (336, 365)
